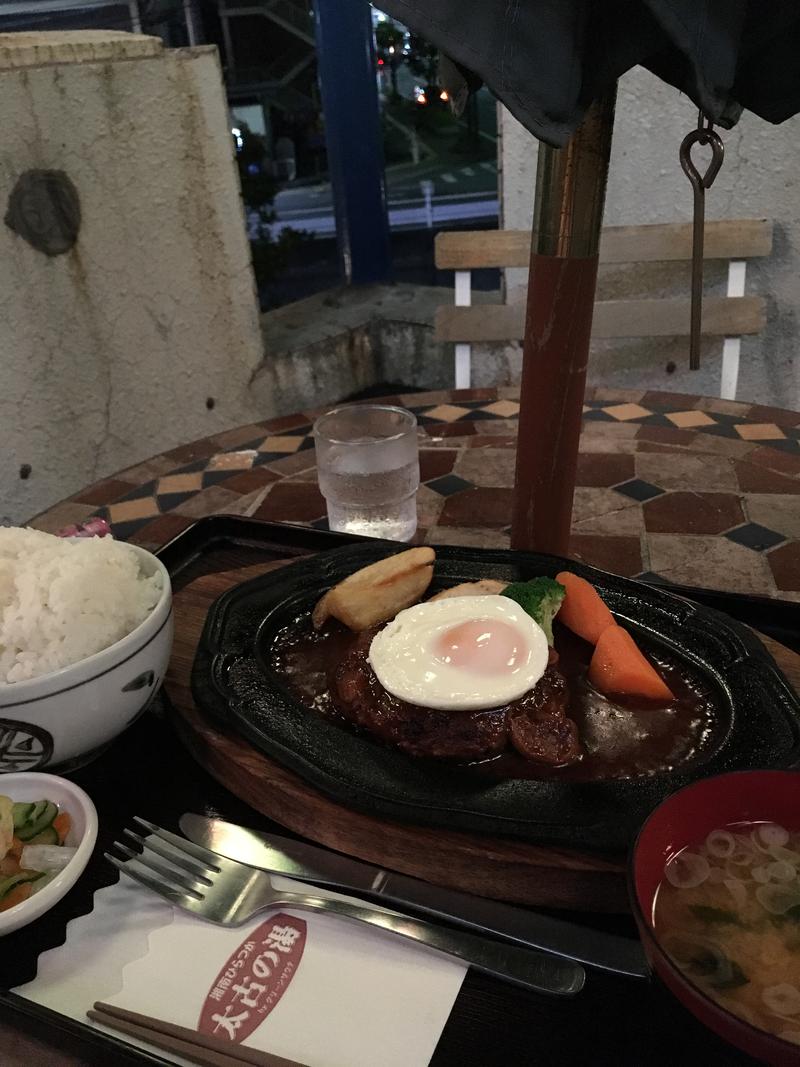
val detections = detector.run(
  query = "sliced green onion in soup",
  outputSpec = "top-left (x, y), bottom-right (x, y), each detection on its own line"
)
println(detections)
top-left (665, 851), bottom-right (710, 889)
top-left (765, 860), bottom-right (797, 884)
top-left (723, 878), bottom-right (748, 910)
top-left (728, 837), bottom-right (758, 866)
top-left (767, 844), bottom-right (800, 867)
top-left (762, 983), bottom-right (800, 1017)
top-left (754, 824), bottom-right (790, 851)
top-left (706, 830), bottom-right (736, 859)
top-left (755, 883), bottom-right (800, 915)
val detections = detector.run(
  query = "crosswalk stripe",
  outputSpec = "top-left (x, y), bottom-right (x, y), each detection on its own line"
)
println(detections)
top-left (441, 172), bottom-right (456, 183)
top-left (461, 166), bottom-right (475, 176)
top-left (479, 161), bottom-right (496, 172)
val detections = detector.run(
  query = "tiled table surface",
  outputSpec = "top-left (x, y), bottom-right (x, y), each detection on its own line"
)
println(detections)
top-left (31, 387), bottom-right (800, 599)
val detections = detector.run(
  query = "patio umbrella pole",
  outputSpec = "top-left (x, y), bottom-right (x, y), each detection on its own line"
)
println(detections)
top-left (510, 85), bottom-right (617, 555)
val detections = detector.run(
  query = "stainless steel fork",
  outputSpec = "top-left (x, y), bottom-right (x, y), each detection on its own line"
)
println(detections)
top-left (106, 818), bottom-right (585, 997)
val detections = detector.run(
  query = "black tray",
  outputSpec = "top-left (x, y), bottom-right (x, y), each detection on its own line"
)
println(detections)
top-left (3, 515), bottom-right (795, 1067)
top-left (159, 516), bottom-right (800, 657)
top-left (191, 537), bottom-right (800, 853)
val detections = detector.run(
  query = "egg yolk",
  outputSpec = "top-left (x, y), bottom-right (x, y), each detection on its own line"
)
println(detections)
top-left (434, 619), bottom-right (526, 675)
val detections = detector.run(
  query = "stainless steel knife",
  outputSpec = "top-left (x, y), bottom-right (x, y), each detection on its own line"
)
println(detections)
top-left (179, 813), bottom-right (648, 979)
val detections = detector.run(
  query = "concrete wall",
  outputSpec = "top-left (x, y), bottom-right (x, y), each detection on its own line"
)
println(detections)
top-left (497, 66), bottom-right (800, 407)
top-left (1, 32), bottom-right (266, 525)
top-left (253, 283), bottom-right (459, 411)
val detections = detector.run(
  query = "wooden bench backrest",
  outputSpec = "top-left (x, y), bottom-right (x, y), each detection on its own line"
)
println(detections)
top-left (434, 219), bottom-right (772, 343)
top-left (434, 219), bottom-right (772, 270)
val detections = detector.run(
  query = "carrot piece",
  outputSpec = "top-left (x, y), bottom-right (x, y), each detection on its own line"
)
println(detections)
top-left (588, 624), bottom-right (674, 702)
top-left (0, 882), bottom-right (33, 913)
top-left (555, 572), bottom-right (616, 645)
top-left (53, 812), bottom-right (71, 845)
top-left (9, 837), bottom-right (23, 861)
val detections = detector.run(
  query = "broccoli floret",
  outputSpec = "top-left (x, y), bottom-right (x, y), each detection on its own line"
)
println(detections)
top-left (502, 576), bottom-right (566, 645)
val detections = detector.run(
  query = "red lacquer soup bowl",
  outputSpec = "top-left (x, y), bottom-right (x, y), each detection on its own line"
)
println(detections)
top-left (630, 770), bottom-right (800, 1067)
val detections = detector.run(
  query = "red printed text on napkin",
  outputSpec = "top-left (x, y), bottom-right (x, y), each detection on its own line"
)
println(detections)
top-left (198, 913), bottom-right (306, 1043)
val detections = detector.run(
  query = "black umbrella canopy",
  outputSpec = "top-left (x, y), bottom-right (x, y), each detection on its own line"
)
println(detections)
top-left (377, 0), bottom-right (800, 145)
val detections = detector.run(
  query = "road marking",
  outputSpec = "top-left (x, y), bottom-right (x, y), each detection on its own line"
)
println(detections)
top-left (461, 166), bottom-right (475, 176)
top-left (270, 196), bottom-right (499, 237)
top-left (441, 172), bottom-right (456, 183)
top-left (480, 161), bottom-right (496, 172)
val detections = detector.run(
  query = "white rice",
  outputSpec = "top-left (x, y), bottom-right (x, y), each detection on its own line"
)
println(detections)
top-left (0, 527), bottom-right (163, 684)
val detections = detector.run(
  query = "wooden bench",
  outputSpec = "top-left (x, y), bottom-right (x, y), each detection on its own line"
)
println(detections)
top-left (434, 219), bottom-right (773, 399)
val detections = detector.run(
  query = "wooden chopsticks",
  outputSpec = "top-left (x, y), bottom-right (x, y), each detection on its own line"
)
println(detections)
top-left (88, 1002), bottom-right (306, 1067)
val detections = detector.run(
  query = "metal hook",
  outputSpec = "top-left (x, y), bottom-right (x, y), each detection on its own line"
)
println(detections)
top-left (679, 125), bottom-right (725, 192)
top-left (680, 111), bottom-right (724, 370)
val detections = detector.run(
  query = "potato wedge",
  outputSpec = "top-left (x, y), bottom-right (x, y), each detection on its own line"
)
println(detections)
top-left (311, 589), bottom-right (332, 630)
top-left (429, 579), bottom-right (508, 601)
top-left (312, 547), bottom-right (435, 631)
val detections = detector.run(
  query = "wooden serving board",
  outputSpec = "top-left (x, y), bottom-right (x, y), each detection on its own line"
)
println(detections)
top-left (164, 560), bottom-right (800, 915)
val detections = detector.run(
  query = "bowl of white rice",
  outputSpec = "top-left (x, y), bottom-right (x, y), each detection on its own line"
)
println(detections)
top-left (0, 528), bottom-right (172, 772)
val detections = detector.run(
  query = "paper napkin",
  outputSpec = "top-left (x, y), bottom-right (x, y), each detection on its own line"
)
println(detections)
top-left (15, 874), bottom-right (466, 1067)
top-left (15, 878), bottom-right (175, 1017)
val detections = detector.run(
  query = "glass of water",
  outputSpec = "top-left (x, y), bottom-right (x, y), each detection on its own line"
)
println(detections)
top-left (314, 405), bottom-right (419, 541)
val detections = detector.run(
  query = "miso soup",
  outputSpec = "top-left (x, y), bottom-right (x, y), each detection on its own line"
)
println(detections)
top-left (653, 822), bottom-right (800, 1046)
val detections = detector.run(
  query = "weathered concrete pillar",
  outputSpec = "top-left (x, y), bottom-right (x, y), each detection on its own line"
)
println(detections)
top-left (0, 31), bottom-right (265, 523)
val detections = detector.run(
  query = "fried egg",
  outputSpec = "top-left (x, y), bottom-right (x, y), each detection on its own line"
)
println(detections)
top-left (367, 595), bottom-right (548, 711)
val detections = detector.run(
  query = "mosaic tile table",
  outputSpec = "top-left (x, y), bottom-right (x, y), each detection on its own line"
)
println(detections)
top-left (31, 387), bottom-right (800, 600)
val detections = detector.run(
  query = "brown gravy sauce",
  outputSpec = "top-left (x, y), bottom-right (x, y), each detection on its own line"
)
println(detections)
top-left (265, 615), bottom-right (724, 782)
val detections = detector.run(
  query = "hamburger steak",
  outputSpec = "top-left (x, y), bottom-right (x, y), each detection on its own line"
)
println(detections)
top-left (330, 629), bottom-right (583, 765)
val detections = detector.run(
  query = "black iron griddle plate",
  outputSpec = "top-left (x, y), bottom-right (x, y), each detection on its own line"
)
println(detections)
top-left (192, 543), bottom-right (800, 852)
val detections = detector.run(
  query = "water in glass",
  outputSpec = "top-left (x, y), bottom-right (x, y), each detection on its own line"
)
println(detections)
top-left (314, 406), bottom-right (419, 541)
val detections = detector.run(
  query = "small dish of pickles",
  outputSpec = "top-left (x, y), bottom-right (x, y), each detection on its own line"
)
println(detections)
top-left (0, 772), bottom-right (97, 936)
